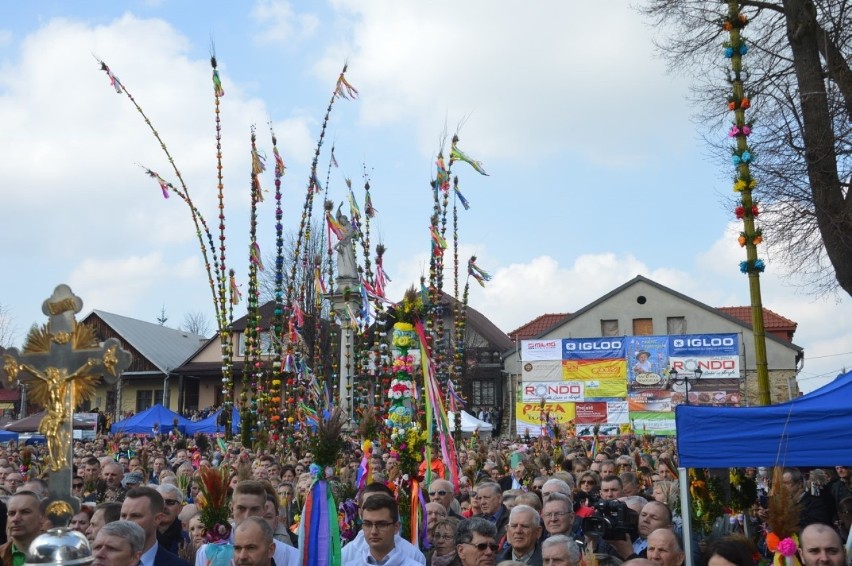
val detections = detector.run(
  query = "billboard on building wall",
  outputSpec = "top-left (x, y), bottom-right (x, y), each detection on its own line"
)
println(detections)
top-left (521, 381), bottom-right (585, 402)
top-left (515, 401), bottom-right (575, 438)
top-left (520, 339), bottom-right (562, 361)
top-left (517, 333), bottom-right (741, 437)
top-left (521, 360), bottom-right (563, 382)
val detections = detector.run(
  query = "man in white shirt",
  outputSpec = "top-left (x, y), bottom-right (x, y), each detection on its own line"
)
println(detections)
top-left (194, 480), bottom-right (299, 566)
top-left (341, 483), bottom-right (426, 565)
top-left (358, 493), bottom-right (422, 565)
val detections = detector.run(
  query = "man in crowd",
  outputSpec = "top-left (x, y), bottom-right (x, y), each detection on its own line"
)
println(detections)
top-left (341, 483), bottom-right (426, 564)
top-left (620, 473), bottom-right (641, 497)
top-left (429, 479), bottom-right (463, 518)
top-left (600, 475), bottom-right (624, 501)
top-left (500, 454), bottom-right (527, 491)
top-left (456, 517), bottom-right (499, 566)
top-left (87, 501), bottom-right (122, 543)
top-left (120, 486), bottom-right (189, 566)
top-left (150, 456), bottom-right (167, 484)
top-left (798, 523), bottom-right (847, 566)
top-left (358, 493), bottom-right (422, 565)
top-left (156, 483), bottom-right (188, 553)
top-left (541, 493), bottom-right (575, 538)
top-left (475, 481), bottom-right (510, 542)
top-left (541, 534), bottom-right (581, 566)
top-left (196, 480), bottom-right (298, 566)
top-left (233, 517), bottom-right (276, 566)
top-left (783, 468), bottom-right (834, 527)
top-left (0, 491), bottom-right (44, 566)
top-left (541, 479), bottom-right (573, 503)
top-left (92, 520), bottom-right (146, 566)
top-left (94, 461), bottom-right (126, 503)
top-left (497, 504), bottom-right (543, 565)
top-left (426, 501), bottom-right (448, 537)
top-left (646, 528), bottom-right (684, 566)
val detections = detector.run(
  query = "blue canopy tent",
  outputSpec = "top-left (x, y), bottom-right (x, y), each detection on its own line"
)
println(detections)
top-left (111, 404), bottom-right (191, 435)
top-left (0, 430), bottom-right (18, 442)
top-left (185, 407), bottom-right (241, 435)
top-left (676, 369), bottom-right (852, 467)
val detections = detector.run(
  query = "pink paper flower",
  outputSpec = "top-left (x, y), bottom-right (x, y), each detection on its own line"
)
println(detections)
top-left (778, 537), bottom-right (798, 557)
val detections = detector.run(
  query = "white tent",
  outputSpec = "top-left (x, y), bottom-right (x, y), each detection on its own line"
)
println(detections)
top-left (447, 411), bottom-right (493, 433)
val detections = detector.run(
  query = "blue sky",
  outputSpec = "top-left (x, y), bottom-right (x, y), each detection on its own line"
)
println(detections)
top-left (1, 0), bottom-right (850, 392)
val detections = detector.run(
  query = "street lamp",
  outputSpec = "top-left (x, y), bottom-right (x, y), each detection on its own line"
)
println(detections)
top-left (669, 366), bottom-right (703, 404)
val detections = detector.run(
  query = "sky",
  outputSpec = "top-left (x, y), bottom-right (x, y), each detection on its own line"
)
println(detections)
top-left (0, 0), bottom-right (850, 393)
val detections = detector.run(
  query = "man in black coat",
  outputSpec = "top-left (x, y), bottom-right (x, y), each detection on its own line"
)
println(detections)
top-left (496, 504), bottom-right (543, 565)
top-left (120, 486), bottom-right (190, 566)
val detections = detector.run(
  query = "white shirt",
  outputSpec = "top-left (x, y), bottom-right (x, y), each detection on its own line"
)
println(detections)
top-left (140, 541), bottom-right (159, 566)
top-left (362, 544), bottom-right (423, 566)
top-left (342, 531), bottom-right (426, 565)
top-left (195, 538), bottom-right (298, 565)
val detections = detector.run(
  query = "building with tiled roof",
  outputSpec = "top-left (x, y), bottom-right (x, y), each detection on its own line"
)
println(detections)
top-left (508, 313), bottom-right (570, 342)
top-left (716, 306), bottom-right (798, 342)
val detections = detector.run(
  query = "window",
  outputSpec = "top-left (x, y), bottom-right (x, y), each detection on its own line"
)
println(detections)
top-left (135, 389), bottom-right (163, 412)
top-left (601, 320), bottom-right (619, 336)
top-left (472, 379), bottom-right (496, 406)
top-left (633, 318), bottom-right (653, 335)
top-left (238, 332), bottom-right (276, 356)
top-left (667, 316), bottom-right (686, 335)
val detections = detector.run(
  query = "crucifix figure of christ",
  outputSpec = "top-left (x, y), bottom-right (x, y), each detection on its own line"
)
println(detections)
top-left (2, 284), bottom-right (132, 526)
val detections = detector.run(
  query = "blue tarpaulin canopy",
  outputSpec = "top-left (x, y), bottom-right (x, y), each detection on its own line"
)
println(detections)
top-left (0, 429), bottom-right (18, 442)
top-left (111, 404), bottom-right (191, 435)
top-left (676, 369), bottom-right (852, 467)
top-left (185, 407), bottom-right (241, 435)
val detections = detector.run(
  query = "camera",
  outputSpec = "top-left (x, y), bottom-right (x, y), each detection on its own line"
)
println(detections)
top-left (581, 499), bottom-right (639, 540)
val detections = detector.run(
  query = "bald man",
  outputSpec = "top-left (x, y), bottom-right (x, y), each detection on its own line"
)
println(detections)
top-left (799, 523), bottom-right (846, 566)
top-left (646, 529), bottom-right (684, 566)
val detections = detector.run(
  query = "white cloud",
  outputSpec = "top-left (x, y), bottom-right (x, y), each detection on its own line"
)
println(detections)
top-left (68, 253), bottom-right (201, 315)
top-left (319, 0), bottom-right (694, 165)
top-left (250, 0), bottom-right (319, 45)
top-left (0, 30), bottom-right (12, 47)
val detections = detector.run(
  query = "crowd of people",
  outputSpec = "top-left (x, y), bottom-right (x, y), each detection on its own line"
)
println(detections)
top-left (0, 427), bottom-right (848, 566)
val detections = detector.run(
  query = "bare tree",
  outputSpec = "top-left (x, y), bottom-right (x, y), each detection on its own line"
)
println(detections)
top-left (181, 310), bottom-right (212, 337)
top-left (640, 0), bottom-right (852, 296)
top-left (0, 303), bottom-right (17, 348)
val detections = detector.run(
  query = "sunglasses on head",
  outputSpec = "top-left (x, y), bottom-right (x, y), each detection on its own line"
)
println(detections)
top-left (429, 490), bottom-right (448, 497)
top-left (465, 542), bottom-right (499, 552)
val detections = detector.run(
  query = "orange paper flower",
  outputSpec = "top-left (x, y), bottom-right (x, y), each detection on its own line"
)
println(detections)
top-left (766, 532), bottom-right (780, 552)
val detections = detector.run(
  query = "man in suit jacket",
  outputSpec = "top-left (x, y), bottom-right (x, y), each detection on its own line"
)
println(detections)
top-left (120, 486), bottom-right (190, 566)
top-left (496, 504), bottom-right (543, 565)
top-left (499, 452), bottom-right (527, 492)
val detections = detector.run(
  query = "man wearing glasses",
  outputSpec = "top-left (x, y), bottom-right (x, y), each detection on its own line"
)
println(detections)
top-left (341, 483), bottom-right (426, 565)
top-left (456, 517), bottom-right (499, 566)
top-left (541, 493), bottom-right (576, 538)
top-left (429, 479), bottom-right (463, 519)
top-left (357, 493), bottom-right (422, 565)
top-left (497, 505), bottom-right (543, 565)
top-left (156, 483), bottom-right (188, 554)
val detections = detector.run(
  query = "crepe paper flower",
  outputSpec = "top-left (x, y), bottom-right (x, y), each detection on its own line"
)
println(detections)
top-left (742, 125), bottom-right (751, 136)
top-left (738, 234), bottom-right (747, 247)
top-left (766, 533), bottom-right (780, 552)
top-left (740, 43), bottom-right (749, 55)
top-left (752, 204), bottom-right (760, 216)
top-left (754, 234), bottom-right (763, 245)
top-left (739, 261), bottom-right (749, 273)
top-left (725, 46), bottom-right (735, 58)
top-left (755, 259), bottom-right (765, 271)
top-left (734, 180), bottom-right (747, 192)
top-left (741, 97), bottom-right (751, 109)
top-left (735, 206), bottom-right (746, 219)
top-left (778, 537), bottom-right (798, 556)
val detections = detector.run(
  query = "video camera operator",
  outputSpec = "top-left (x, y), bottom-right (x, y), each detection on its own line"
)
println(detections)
top-left (580, 496), bottom-right (644, 560)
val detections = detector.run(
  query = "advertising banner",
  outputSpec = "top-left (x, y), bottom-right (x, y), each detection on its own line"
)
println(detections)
top-left (521, 382), bottom-right (584, 402)
top-left (583, 377), bottom-right (628, 399)
top-left (668, 333), bottom-right (739, 357)
top-left (515, 401), bottom-right (575, 438)
top-left (628, 394), bottom-right (673, 412)
top-left (631, 411), bottom-right (677, 436)
top-left (576, 423), bottom-right (622, 437)
top-left (626, 335), bottom-right (670, 392)
top-left (563, 337), bottom-right (626, 360)
top-left (562, 359), bottom-right (627, 380)
top-left (521, 339), bottom-right (563, 361)
top-left (668, 356), bottom-right (740, 379)
top-left (574, 402), bottom-right (607, 423)
top-left (521, 360), bottom-right (563, 382)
